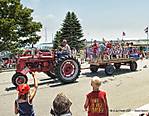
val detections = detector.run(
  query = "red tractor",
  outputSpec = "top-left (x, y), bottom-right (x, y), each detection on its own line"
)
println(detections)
top-left (12, 49), bottom-right (81, 86)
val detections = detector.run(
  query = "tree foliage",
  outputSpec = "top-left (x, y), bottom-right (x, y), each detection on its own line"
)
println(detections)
top-left (0, 0), bottom-right (42, 53)
top-left (53, 11), bottom-right (84, 50)
top-left (53, 31), bottom-right (62, 49)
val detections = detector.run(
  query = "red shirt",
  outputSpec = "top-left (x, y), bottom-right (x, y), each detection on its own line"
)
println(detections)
top-left (92, 43), bottom-right (99, 53)
top-left (106, 42), bottom-right (112, 49)
top-left (87, 90), bottom-right (109, 116)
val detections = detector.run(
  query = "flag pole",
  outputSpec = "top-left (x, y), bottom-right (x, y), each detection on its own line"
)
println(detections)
top-left (122, 32), bottom-right (125, 43)
top-left (147, 30), bottom-right (148, 47)
top-left (145, 27), bottom-right (149, 48)
top-left (121, 34), bottom-right (123, 41)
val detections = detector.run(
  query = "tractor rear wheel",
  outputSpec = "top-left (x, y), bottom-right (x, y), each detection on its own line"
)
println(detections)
top-left (12, 73), bottom-right (28, 86)
top-left (55, 56), bottom-right (81, 83)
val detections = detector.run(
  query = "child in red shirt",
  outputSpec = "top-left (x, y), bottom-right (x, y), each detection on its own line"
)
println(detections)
top-left (84, 76), bottom-right (109, 116)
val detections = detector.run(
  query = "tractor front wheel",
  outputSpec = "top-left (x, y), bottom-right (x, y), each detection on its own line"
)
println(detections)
top-left (12, 73), bottom-right (28, 86)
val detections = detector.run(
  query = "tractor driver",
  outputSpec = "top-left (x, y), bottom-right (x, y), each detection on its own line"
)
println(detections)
top-left (60, 39), bottom-right (71, 56)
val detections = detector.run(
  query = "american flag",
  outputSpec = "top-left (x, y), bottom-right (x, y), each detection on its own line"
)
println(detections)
top-left (21, 67), bottom-right (30, 75)
top-left (122, 32), bottom-right (126, 36)
top-left (144, 27), bottom-right (148, 33)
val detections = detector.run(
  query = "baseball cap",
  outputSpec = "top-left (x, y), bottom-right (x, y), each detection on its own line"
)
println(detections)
top-left (17, 84), bottom-right (30, 95)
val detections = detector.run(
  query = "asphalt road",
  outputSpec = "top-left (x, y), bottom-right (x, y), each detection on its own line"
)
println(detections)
top-left (0, 59), bottom-right (149, 116)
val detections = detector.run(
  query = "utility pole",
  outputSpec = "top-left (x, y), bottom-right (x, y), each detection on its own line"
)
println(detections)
top-left (122, 32), bottom-right (126, 42)
top-left (91, 38), bottom-right (93, 46)
top-left (52, 33), bottom-right (54, 43)
top-left (147, 29), bottom-right (148, 47)
top-left (45, 26), bottom-right (48, 42)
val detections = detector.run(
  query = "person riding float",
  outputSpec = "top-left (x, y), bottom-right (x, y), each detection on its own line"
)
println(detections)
top-left (92, 40), bottom-right (99, 58)
top-left (57, 39), bottom-right (71, 58)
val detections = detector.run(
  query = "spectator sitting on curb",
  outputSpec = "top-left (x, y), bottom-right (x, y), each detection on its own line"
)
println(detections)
top-left (50, 93), bottom-right (72, 116)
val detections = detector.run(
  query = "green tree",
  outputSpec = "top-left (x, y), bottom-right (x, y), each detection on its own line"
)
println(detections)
top-left (53, 31), bottom-right (62, 49)
top-left (0, 0), bottom-right (42, 52)
top-left (53, 11), bottom-right (84, 50)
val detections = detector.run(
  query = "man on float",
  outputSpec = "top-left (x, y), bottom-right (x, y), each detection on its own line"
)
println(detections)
top-left (58, 39), bottom-right (71, 57)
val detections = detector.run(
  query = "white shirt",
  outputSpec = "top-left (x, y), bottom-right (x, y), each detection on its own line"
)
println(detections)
top-left (63, 44), bottom-right (71, 55)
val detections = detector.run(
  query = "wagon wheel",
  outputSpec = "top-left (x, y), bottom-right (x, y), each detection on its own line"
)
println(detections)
top-left (105, 64), bottom-right (115, 75)
top-left (90, 65), bottom-right (99, 73)
top-left (130, 61), bottom-right (137, 71)
top-left (55, 56), bottom-right (81, 83)
top-left (0, 65), bottom-right (2, 73)
top-left (12, 73), bottom-right (28, 86)
top-left (114, 63), bottom-right (121, 69)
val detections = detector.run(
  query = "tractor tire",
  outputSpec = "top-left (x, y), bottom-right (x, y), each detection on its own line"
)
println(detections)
top-left (55, 56), bottom-right (81, 83)
top-left (130, 61), bottom-right (137, 71)
top-left (12, 73), bottom-right (28, 86)
top-left (114, 63), bottom-right (121, 69)
top-left (105, 64), bottom-right (115, 75)
top-left (90, 65), bottom-right (98, 73)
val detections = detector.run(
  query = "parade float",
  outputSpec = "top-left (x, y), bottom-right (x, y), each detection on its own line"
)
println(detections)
top-left (87, 41), bottom-right (139, 75)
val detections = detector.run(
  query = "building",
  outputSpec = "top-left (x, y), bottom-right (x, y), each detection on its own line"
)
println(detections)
top-left (85, 39), bottom-right (149, 47)
top-left (37, 43), bottom-right (53, 50)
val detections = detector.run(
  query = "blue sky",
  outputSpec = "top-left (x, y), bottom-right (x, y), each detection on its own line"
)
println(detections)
top-left (22, 0), bottom-right (149, 43)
